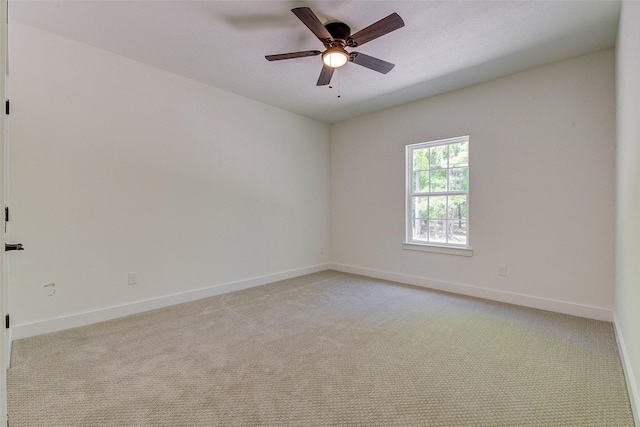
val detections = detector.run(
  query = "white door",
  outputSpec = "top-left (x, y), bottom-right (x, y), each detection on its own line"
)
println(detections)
top-left (1, 0), bottom-right (9, 423)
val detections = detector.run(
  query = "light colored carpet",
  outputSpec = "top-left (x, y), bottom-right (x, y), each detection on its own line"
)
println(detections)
top-left (8, 271), bottom-right (635, 426)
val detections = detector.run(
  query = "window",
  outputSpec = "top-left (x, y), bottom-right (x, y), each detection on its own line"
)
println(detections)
top-left (406, 136), bottom-right (469, 250)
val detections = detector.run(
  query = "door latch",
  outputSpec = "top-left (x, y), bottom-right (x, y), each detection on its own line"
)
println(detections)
top-left (5, 243), bottom-right (24, 251)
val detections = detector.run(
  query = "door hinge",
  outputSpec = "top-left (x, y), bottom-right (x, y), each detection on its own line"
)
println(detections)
top-left (5, 206), bottom-right (8, 222)
top-left (5, 314), bottom-right (9, 329)
top-left (5, 99), bottom-right (9, 115)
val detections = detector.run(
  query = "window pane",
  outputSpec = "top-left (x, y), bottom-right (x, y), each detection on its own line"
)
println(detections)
top-left (428, 196), bottom-right (446, 219)
top-left (449, 167), bottom-right (468, 191)
top-left (449, 142), bottom-right (468, 167)
top-left (449, 220), bottom-right (467, 244)
top-left (412, 148), bottom-right (429, 171)
top-left (430, 169), bottom-right (447, 192)
top-left (429, 220), bottom-right (446, 242)
top-left (412, 197), bottom-right (429, 219)
top-left (430, 145), bottom-right (448, 169)
top-left (413, 219), bottom-right (428, 240)
top-left (448, 195), bottom-right (467, 219)
top-left (413, 171), bottom-right (429, 193)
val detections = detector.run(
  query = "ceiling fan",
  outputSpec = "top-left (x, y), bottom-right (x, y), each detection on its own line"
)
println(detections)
top-left (265, 7), bottom-right (405, 86)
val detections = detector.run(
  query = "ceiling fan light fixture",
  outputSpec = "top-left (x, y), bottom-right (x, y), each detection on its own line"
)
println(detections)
top-left (322, 47), bottom-right (348, 68)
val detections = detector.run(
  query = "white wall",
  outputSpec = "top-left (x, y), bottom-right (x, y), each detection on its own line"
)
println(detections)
top-left (7, 23), bottom-right (330, 336)
top-left (615, 0), bottom-right (640, 421)
top-left (331, 49), bottom-right (616, 319)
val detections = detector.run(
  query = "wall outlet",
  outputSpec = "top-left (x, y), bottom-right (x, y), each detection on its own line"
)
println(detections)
top-left (498, 265), bottom-right (508, 277)
top-left (128, 272), bottom-right (138, 285)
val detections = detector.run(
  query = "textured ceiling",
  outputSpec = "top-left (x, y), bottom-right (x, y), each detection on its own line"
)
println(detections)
top-left (9, 0), bottom-right (621, 123)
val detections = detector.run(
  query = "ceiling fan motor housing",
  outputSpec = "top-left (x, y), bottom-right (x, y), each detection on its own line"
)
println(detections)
top-left (324, 21), bottom-right (351, 44)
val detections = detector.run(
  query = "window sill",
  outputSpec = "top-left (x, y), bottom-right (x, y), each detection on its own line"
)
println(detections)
top-left (402, 242), bottom-right (473, 257)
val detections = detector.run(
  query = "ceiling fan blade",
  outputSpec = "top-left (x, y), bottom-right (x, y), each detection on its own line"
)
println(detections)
top-left (348, 13), bottom-right (404, 47)
top-left (265, 50), bottom-right (322, 61)
top-left (316, 65), bottom-right (335, 86)
top-left (349, 52), bottom-right (395, 74)
top-left (292, 7), bottom-right (332, 43)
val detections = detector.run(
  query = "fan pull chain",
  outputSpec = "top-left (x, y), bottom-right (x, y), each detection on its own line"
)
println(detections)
top-left (329, 75), bottom-right (342, 99)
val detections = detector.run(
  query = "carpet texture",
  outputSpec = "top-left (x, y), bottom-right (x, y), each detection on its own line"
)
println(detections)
top-left (8, 271), bottom-right (635, 426)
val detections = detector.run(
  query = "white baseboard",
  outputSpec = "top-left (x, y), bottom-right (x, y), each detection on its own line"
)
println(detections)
top-left (613, 313), bottom-right (640, 426)
top-left (12, 261), bottom-right (614, 336)
top-left (330, 263), bottom-right (613, 322)
top-left (11, 264), bottom-right (331, 341)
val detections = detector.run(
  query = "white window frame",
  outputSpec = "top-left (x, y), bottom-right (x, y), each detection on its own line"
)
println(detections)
top-left (404, 136), bottom-right (472, 257)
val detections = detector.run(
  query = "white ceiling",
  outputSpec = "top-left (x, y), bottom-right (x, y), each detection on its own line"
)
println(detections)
top-left (9, 0), bottom-right (621, 124)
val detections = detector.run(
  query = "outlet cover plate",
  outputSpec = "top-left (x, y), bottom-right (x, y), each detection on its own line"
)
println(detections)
top-left (128, 272), bottom-right (138, 285)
